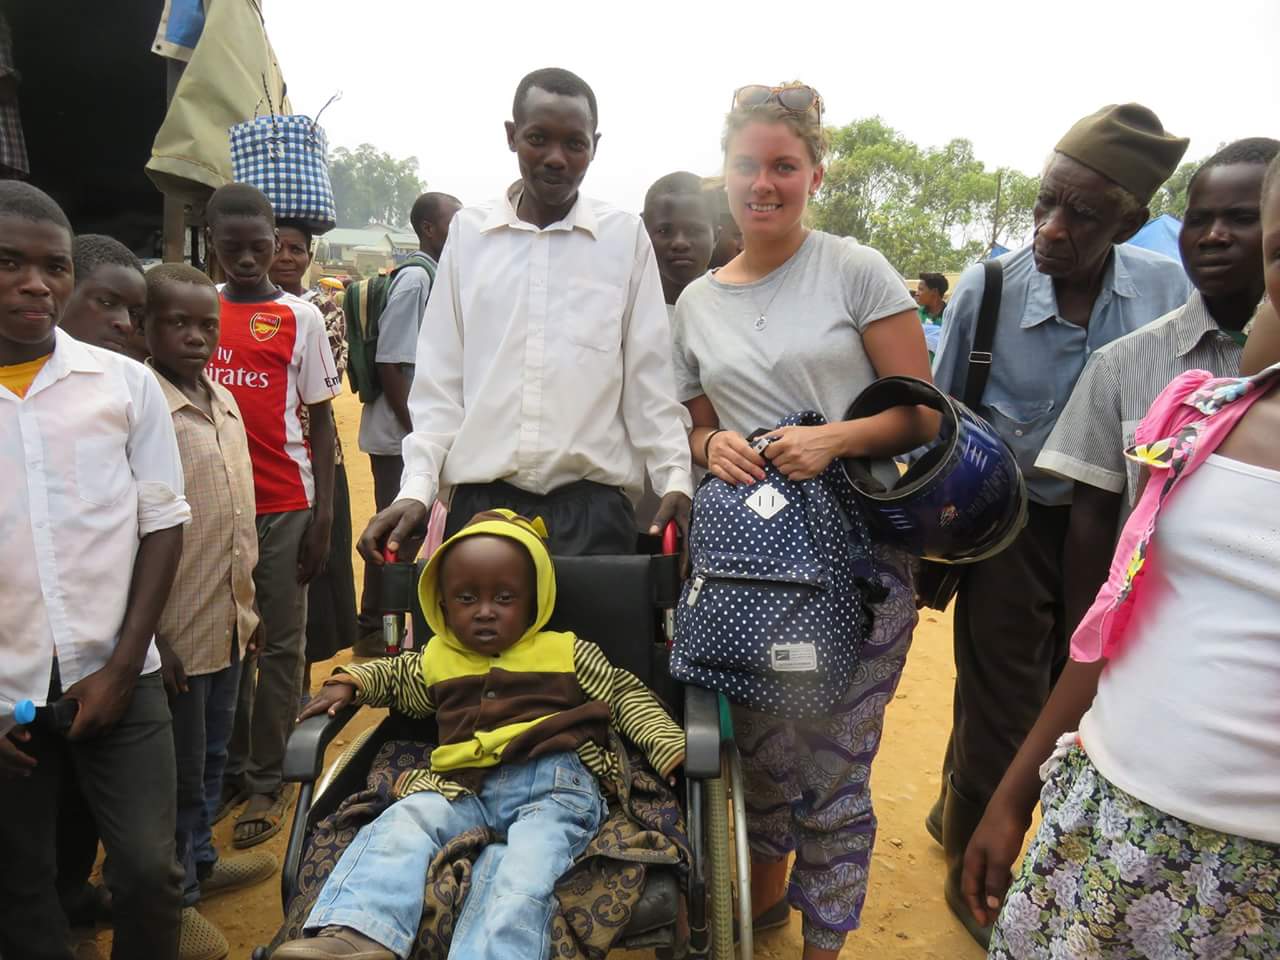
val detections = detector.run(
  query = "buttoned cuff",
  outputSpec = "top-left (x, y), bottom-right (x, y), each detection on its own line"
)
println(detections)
top-left (653, 467), bottom-right (694, 500)
top-left (395, 474), bottom-right (437, 509)
top-left (137, 481), bottom-right (192, 536)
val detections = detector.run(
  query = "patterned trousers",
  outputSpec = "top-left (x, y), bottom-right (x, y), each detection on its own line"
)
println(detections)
top-left (733, 545), bottom-right (916, 949)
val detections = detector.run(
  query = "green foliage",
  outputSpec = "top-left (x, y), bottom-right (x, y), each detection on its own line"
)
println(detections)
top-left (1146, 160), bottom-right (1198, 221)
top-left (329, 144), bottom-right (426, 228)
top-left (809, 117), bottom-right (1039, 274)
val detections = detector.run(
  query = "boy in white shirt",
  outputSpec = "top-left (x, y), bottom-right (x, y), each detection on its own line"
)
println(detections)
top-left (0, 182), bottom-right (191, 959)
top-left (359, 67), bottom-right (692, 564)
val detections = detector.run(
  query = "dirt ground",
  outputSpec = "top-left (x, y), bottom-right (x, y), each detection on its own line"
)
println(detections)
top-left (85, 389), bottom-right (986, 959)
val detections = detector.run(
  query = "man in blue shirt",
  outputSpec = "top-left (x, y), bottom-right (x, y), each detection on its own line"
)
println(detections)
top-left (928, 103), bottom-right (1189, 946)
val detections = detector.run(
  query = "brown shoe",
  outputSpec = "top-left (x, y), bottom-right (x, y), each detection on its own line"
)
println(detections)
top-left (178, 908), bottom-right (229, 960)
top-left (198, 849), bottom-right (277, 899)
top-left (272, 926), bottom-right (395, 959)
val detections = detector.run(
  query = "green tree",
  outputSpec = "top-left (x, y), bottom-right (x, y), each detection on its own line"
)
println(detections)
top-left (809, 118), bottom-right (1038, 274)
top-left (1146, 159), bottom-right (1199, 221)
top-left (329, 144), bottom-right (426, 227)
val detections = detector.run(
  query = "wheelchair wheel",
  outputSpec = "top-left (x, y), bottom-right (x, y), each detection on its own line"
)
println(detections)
top-left (704, 775), bottom-right (735, 960)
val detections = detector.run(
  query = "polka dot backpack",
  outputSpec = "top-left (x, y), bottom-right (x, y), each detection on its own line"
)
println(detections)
top-left (671, 411), bottom-right (887, 720)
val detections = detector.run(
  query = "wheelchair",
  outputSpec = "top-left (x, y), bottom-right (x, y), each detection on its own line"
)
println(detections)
top-left (253, 532), bottom-right (755, 959)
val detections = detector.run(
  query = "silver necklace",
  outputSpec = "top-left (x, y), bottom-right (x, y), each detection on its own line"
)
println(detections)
top-left (746, 247), bottom-right (801, 332)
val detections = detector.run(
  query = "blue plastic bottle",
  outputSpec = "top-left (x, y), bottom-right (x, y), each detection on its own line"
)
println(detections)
top-left (0, 697), bottom-right (36, 737)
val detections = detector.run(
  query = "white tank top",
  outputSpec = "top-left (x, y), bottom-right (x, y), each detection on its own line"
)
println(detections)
top-left (1080, 454), bottom-right (1280, 843)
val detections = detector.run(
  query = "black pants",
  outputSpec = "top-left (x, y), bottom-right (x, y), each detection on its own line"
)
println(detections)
top-left (445, 479), bottom-right (636, 556)
top-left (305, 461), bottom-right (359, 663)
top-left (947, 502), bottom-right (1071, 805)
top-left (0, 671), bottom-right (181, 960)
top-left (358, 453), bottom-right (416, 637)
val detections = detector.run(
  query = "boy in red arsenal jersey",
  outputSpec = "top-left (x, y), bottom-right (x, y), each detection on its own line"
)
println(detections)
top-left (204, 184), bottom-right (341, 849)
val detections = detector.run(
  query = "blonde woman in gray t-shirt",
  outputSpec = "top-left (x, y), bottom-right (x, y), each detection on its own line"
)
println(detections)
top-left (671, 83), bottom-right (936, 959)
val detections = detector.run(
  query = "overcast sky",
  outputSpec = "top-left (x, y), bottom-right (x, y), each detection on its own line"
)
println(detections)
top-left (264, 0), bottom-right (1280, 217)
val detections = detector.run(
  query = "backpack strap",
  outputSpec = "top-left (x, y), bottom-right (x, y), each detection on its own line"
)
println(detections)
top-left (388, 252), bottom-right (438, 291)
top-left (961, 259), bottom-right (1004, 410)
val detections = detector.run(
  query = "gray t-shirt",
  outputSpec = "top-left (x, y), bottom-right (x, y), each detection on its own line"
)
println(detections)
top-left (358, 252), bottom-right (436, 456)
top-left (672, 230), bottom-right (916, 488)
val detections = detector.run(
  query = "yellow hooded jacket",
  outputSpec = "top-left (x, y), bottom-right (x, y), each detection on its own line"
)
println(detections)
top-left (332, 511), bottom-right (685, 800)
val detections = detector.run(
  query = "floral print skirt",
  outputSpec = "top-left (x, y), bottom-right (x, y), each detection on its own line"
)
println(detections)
top-left (990, 746), bottom-right (1280, 960)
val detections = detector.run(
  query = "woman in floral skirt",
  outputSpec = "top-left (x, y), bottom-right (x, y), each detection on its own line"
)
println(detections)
top-left (962, 155), bottom-right (1280, 959)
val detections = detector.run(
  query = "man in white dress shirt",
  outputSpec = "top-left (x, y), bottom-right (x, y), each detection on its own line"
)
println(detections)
top-left (0, 182), bottom-right (190, 959)
top-left (359, 67), bottom-right (693, 562)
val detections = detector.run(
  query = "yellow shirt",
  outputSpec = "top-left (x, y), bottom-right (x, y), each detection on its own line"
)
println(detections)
top-left (0, 354), bottom-right (51, 398)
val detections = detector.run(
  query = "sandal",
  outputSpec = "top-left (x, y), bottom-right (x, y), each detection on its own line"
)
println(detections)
top-left (232, 790), bottom-right (289, 849)
top-left (211, 783), bottom-right (249, 826)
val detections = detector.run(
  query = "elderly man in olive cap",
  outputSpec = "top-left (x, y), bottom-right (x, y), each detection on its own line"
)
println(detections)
top-left (928, 103), bottom-right (1189, 946)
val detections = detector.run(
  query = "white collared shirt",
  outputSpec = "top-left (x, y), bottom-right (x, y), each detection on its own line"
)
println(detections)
top-left (398, 187), bottom-right (693, 509)
top-left (1, 330), bottom-right (191, 704)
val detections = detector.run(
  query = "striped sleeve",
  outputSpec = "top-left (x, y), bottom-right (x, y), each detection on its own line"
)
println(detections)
top-left (574, 638), bottom-right (685, 777)
top-left (1036, 349), bottom-right (1127, 493)
top-left (335, 651), bottom-right (436, 718)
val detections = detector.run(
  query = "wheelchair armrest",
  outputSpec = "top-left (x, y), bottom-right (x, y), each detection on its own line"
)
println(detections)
top-left (684, 686), bottom-right (723, 780)
top-left (282, 704), bottom-right (360, 783)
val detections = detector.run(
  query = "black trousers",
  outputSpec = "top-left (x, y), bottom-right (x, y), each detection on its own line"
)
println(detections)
top-left (0, 671), bottom-right (181, 960)
top-left (947, 502), bottom-right (1071, 805)
top-left (305, 461), bottom-right (359, 663)
top-left (445, 479), bottom-right (636, 556)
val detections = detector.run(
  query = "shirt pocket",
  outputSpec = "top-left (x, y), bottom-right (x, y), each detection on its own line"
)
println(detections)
top-left (984, 399), bottom-right (1056, 475)
top-left (562, 276), bottom-right (623, 353)
top-left (74, 433), bottom-right (131, 507)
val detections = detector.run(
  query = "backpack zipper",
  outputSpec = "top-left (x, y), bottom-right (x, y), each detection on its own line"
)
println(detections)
top-left (685, 575), bottom-right (706, 607)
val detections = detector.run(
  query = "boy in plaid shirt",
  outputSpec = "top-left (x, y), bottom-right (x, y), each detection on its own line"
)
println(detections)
top-left (142, 263), bottom-right (278, 952)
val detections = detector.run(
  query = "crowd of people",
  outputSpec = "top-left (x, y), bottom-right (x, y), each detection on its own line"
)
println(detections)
top-left (1, 64), bottom-right (1278, 960)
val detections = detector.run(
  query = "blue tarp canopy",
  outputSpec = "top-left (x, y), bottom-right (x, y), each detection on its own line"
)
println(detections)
top-left (1127, 213), bottom-right (1182, 264)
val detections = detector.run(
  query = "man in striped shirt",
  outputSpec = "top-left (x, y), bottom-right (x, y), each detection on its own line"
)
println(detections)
top-left (1038, 137), bottom-right (1279, 633)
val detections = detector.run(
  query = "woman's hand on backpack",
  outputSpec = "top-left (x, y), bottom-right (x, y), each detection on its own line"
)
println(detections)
top-left (359, 499), bottom-right (429, 566)
top-left (762, 425), bottom-right (842, 481)
top-left (706, 430), bottom-right (766, 486)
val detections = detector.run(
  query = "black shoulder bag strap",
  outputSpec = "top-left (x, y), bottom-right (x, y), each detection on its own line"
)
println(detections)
top-left (961, 259), bottom-right (1004, 409)
top-left (913, 259), bottom-right (1004, 611)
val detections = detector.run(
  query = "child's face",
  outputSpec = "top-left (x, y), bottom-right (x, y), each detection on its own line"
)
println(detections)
top-left (1264, 181), bottom-right (1280, 309)
top-left (1180, 163), bottom-right (1265, 300)
top-left (505, 88), bottom-right (599, 214)
top-left (644, 194), bottom-right (715, 293)
top-left (724, 121), bottom-right (822, 247)
top-left (144, 281), bottom-right (221, 384)
top-left (60, 263), bottom-right (146, 354)
top-left (0, 215), bottom-right (73, 354)
top-left (439, 536), bottom-right (536, 656)
top-left (269, 226), bottom-right (312, 291)
top-left (211, 215), bottom-right (279, 292)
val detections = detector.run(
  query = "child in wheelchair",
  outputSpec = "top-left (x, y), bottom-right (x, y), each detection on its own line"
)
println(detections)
top-left (274, 510), bottom-right (685, 960)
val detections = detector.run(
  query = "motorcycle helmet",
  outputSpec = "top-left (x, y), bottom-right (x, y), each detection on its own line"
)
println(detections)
top-left (841, 376), bottom-right (1027, 564)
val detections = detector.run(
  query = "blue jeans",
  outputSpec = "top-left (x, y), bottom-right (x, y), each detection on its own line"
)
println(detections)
top-left (173, 645), bottom-right (242, 905)
top-left (306, 752), bottom-right (604, 959)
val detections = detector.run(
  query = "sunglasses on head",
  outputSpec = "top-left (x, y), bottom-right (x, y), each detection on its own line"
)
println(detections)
top-left (732, 84), bottom-right (823, 121)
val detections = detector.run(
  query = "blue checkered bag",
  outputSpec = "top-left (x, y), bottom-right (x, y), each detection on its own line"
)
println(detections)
top-left (229, 113), bottom-right (336, 233)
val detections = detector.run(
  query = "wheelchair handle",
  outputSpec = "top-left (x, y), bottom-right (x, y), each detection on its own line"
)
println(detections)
top-left (661, 520), bottom-right (679, 557)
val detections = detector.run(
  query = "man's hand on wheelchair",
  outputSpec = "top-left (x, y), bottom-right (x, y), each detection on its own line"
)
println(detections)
top-left (298, 678), bottom-right (357, 722)
top-left (358, 498), bottom-right (429, 566)
top-left (649, 491), bottom-right (692, 571)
